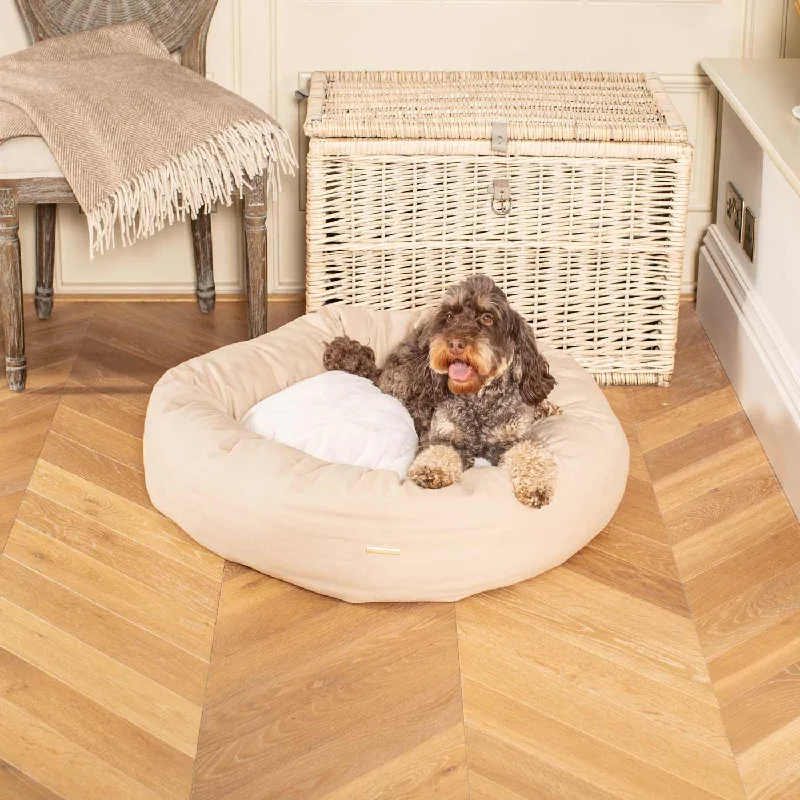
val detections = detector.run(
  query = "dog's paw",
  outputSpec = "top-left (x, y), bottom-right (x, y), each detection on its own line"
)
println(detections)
top-left (322, 336), bottom-right (379, 381)
top-left (540, 400), bottom-right (562, 418)
top-left (512, 476), bottom-right (555, 508)
top-left (502, 439), bottom-right (557, 509)
top-left (408, 463), bottom-right (456, 489)
top-left (408, 445), bottom-right (462, 489)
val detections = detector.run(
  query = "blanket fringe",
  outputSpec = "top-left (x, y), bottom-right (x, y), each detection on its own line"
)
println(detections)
top-left (85, 119), bottom-right (297, 257)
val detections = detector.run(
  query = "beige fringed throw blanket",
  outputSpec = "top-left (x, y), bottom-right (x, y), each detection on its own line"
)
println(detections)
top-left (0, 21), bottom-right (295, 255)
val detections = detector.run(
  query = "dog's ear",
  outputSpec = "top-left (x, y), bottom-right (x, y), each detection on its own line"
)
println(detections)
top-left (510, 311), bottom-right (555, 404)
top-left (411, 309), bottom-right (438, 354)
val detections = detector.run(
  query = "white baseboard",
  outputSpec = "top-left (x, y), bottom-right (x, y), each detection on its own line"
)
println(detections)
top-left (55, 281), bottom-right (243, 295)
top-left (698, 225), bottom-right (800, 517)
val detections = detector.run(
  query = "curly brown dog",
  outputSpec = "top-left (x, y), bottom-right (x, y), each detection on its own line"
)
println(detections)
top-left (323, 275), bottom-right (560, 507)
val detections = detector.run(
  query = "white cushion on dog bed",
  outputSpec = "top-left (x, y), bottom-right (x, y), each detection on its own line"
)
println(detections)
top-left (143, 304), bottom-right (629, 603)
top-left (241, 371), bottom-right (418, 479)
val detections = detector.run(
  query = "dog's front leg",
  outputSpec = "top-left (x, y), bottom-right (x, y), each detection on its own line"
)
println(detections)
top-left (407, 444), bottom-right (465, 490)
top-left (501, 438), bottom-right (557, 509)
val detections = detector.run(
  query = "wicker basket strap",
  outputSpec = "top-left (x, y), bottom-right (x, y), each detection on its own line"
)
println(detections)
top-left (309, 138), bottom-right (693, 161)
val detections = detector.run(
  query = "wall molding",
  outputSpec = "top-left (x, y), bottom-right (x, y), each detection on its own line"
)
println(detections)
top-left (702, 225), bottom-right (800, 404)
top-left (304, 0), bottom-right (723, 5)
top-left (780, 0), bottom-right (791, 56)
top-left (661, 74), bottom-right (718, 214)
top-left (698, 224), bottom-right (800, 514)
top-left (588, 0), bottom-right (720, 4)
top-left (267, 0), bottom-right (284, 295)
top-left (743, 0), bottom-right (792, 57)
top-left (29, 291), bottom-right (305, 303)
top-left (742, 0), bottom-right (757, 56)
top-left (56, 279), bottom-right (244, 295)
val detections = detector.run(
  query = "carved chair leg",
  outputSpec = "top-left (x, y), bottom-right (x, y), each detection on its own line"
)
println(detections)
top-left (191, 211), bottom-right (215, 314)
top-left (0, 184), bottom-right (25, 391)
top-left (243, 173), bottom-right (268, 339)
top-left (35, 203), bottom-right (56, 320)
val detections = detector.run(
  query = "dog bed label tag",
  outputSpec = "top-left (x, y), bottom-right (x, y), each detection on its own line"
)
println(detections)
top-left (366, 546), bottom-right (402, 556)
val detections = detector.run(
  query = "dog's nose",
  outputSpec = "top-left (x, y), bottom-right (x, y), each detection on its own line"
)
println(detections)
top-left (448, 338), bottom-right (466, 355)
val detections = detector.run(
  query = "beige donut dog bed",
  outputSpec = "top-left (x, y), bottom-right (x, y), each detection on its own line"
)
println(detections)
top-left (144, 305), bottom-right (629, 603)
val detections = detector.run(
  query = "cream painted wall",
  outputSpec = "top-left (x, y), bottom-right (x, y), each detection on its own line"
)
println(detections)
top-left (1, 0), bottom-right (795, 296)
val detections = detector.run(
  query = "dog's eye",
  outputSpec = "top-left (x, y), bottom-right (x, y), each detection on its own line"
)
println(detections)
top-left (480, 313), bottom-right (494, 326)
top-left (445, 312), bottom-right (453, 323)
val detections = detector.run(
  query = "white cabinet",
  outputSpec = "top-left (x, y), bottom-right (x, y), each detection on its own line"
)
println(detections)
top-left (698, 58), bottom-right (800, 516)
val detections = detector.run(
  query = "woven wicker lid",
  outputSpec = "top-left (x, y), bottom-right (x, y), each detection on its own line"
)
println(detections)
top-left (305, 71), bottom-right (688, 144)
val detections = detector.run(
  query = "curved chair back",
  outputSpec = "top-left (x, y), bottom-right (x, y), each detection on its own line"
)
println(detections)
top-left (14, 0), bottom-right (218, 70)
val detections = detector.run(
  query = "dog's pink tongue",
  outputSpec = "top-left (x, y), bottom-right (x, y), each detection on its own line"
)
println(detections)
top-left (448, 362), bottom-right (475, 381)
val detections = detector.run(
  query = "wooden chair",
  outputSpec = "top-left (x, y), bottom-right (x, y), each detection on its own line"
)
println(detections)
top-left (0, 0), bottom-right (270, 391)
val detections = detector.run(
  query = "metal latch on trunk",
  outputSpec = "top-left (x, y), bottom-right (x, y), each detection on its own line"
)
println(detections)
top-left (491, 122), bottom-right (509, 152)
top-left (491, 179), bottom-right (512, 216)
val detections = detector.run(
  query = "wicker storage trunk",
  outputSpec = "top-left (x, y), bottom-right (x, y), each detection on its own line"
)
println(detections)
top-left (304, 71), bottom-right (692, 386)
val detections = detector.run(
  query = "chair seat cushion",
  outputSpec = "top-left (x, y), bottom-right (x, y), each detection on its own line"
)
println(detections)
top-left (0, 136), bottom-right (62, 179)
top-left (143, 305), bottom-right (630, 603)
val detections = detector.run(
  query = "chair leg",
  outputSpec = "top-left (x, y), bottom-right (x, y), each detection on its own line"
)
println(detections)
top-left (0, 184), bottom-right (25, 391)
top-left (244, 173), bottom-right (268, 339)
top-left (191, 211), bottom-right (215, 314)
top-left (35, 203), bottom-right (56, 320)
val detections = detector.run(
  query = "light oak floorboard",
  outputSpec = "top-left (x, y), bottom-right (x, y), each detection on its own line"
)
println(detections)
top-left (315, 724), bottom-right (469, 800)
top-left (672, 491), bottom-right (796, 578)
top-left (464, 680), bottom-right (743, 800)
top-left (683, 524), bottom-right (800, 619)
top-left (709, 610), bottom-right (800, 707)
top-left (738, 714), bottom-right (800, 800)
top-left (0, 696), bottom-right (163, 800)
top-left (0, 595), bottom-right (202, 757)
top-left (26, 459), bottom-right (221, 578)
top-left (3, 522), bottom-right (215, 660)
top-left (457, 598), bottom-right (731, 752)
top-left (16, 490), bottom-right (220, 616)
top-left (0, 555), bottom-right (209, 705)
top-left (50, 403), bottom-right (144, 471)
top-left (637, 385), bottom-right (741, 452)
top-left (0, 758), bottom-right (64, 800)
top-left (0, 646), bottom-right (194, 800)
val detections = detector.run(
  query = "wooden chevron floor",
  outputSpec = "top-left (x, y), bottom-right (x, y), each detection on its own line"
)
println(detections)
top-left (0, 298), bottom-right (798, 800)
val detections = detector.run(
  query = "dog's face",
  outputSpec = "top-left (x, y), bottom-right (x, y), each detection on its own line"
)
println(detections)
top-left (428, 276), bottom-right (516, 394)
top-left (426, 275), bottom-right (555, 403)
